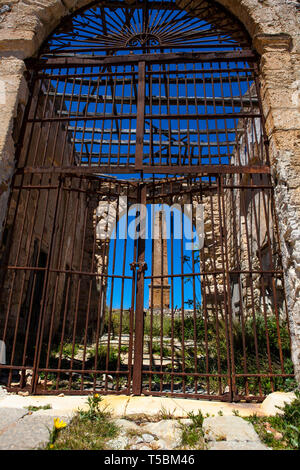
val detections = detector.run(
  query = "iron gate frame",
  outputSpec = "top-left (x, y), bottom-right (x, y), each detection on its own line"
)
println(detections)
top-left (0, 0), bottom-right (295, 401)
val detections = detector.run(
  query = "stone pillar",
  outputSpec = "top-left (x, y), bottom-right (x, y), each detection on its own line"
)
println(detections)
top-left (0, 57), bottom-right (28, 240)
top-left (149, 210), bottom-right (170, 310)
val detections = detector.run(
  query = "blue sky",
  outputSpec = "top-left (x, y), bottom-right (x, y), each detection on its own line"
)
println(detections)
top-left (42, 3), bottom-right (255, 310)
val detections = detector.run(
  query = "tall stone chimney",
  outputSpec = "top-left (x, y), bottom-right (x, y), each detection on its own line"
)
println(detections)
top-left (149, 210), bottom-right (170, 310)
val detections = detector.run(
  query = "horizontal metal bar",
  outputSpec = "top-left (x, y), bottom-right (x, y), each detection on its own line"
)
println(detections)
top-left (3, 387), bottom-right (129, 396)
top-left (28, 111), bottom-right (261, 123)
top-left (17, 165), bottom-right (271, 175)
top-left (11, 181), bottom-right (273, 191)
top-left (1, 266), bottom-right (133, 279)
top-left (42, 42), bottom-right (251, 55)
top-left (37, 368), bottom-right (129, 375)
top-left (27, 51), bottom-right (257, 69)
top-left (234, 374), bottom-right (294, 378)
top-left (47, 92), bottom-right (258, 107)
top-left (142, 370), bottom-right (229, 377)
top-left (1, 266), bottom-right (283, 276)
top-left (28, 114), bottom-right (137, 122)
top-left (144, 112), bottom-right (261, 120)
top-left (141, 390), bottom-right (265, 402)
top-left (68, 127), bottom-right (243, 136)
top-left (140, 165), bottom-right (270, 174)
top-left (43, 76), bottom-right (255, 87)
top-left (142, 370), bottom-right (294, 379)
top-left (144, 269), bottom-right (283, 279)
top-left (72, 139), bottom-right (237, 148)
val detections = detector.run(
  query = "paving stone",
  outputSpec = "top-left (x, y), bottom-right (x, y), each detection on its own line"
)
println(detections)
top-left (179, 419), bottom-right (193, 426)
top-left (107, 435), bottom-right (129, 450)
top-left (153, 439), bottom-right (168, 450)
top-left (113, 419), bottom-right (140, 433)
top-left (132, 436), bottom-right (143, 445)
top-left (140, 420), bottom-right (182, 449)
top-left (209, 441), bottom-right (271, 451)
top-left (203, 416), bottom-right (260, 443)
top-left (261, 392), bottom-right (296, 416)
top-left (142, 433), bottom-right (155, 443)
top-left (0, 407), bottom-right (27, 432)
top-left (0, 413), bottom-right (71, 450)
top-left (129, 442), bottom-right (152, 450)
top-left (0, 387), bottom-right (8, 401)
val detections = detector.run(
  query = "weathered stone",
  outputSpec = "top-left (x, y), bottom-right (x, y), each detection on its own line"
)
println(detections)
top-left (131, 435), bottom-right (144, 445)
top-left (140, 420), bottom-right (182, 449)
top-left (113, 419), bottom-right (140, 433)
top-left (141, 433), bottom-right (155, 443)
top-left (0, 0), bottom-right (298, 389)
top-left (107, 436), bottom-right (129, 450)
top-left (0, 407), bottom-right (27, 432)
top-left (17, 391), bottom-right (29, 397)
top-left (0, 413), bottom-right (71, 450)
top-left (261, 392), bottom-right (297, 416)
top-left (208, 441), bottom-right (270, 451)
top-left (152, 439), bottom-right (168, 450)
top-left (203, 416), bottom-right (260, 443)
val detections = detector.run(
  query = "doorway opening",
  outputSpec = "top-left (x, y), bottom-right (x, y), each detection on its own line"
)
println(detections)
top-left (0, 0), bottom-right (295, 401)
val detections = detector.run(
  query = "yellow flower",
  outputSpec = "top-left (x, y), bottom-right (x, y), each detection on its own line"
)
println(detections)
top-left (54, 417), bottom-right (67, 430)
top-left (94, 394), bottom-right (99, 398)
top-left (49, 444), bottom-right (54, 449)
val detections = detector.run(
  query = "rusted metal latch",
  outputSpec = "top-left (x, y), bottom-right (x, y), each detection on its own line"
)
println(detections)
top-left (130, 261), bottom-right (148, 275)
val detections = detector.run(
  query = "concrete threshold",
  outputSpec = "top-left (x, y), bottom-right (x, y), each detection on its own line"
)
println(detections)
top-left (0, 394), bottom-right (265, 418)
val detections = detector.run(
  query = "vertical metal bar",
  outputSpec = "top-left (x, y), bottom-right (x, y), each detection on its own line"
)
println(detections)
top-left (132, 183), bottom-right (146, 395)
top-left (31, 177), bottom-right (62, 393)
top-left (220, 176), bottom-right (238, 400)
top-left (127, 200), bottom-right (138, 394)
top-left (135, 61), bottom-right (145, 170)
top-left (216, 176), bottom-right (234, 401)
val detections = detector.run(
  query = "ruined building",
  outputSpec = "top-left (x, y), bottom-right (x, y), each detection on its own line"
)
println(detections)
top-left (0, 0), bottom-right (299, 401)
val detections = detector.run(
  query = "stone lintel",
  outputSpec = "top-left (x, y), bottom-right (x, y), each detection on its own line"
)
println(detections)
top-left (0, 30), bottom-right (38, 59)
top-left (253, 33), bottom-right (293, 55)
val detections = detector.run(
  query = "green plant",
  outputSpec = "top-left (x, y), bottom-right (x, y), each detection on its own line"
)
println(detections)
top-left (47, 395), bottom-right (119, 450)
top-left (180, 411), bottom-right (205, 449)
top-left (89, 346), bottom-right (120, 371)
top-left (173, 315), bottom-right (207, 343)
top-left (47, 417), bottom-right (68, 449)
top-left (144, 314), bottom-right (172, 338)
top-left (276, 390), bottom-right (300, 449)
top-left (158, 406), bottom-right (176, 420)
top-left (76, 394), bottom-right (111, 422)
top-left (187, 410), bottom-right (205, 428)
top-left (246, 391), bottom-right (300, 450)
top-left (176, 313), bottom-right (294, 396)
top-left (26, 404), bottom-right (52, 412)
top-left (151, 343), bottom-right (170, 356)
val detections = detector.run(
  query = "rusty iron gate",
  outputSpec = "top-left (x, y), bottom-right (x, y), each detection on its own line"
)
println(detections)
top-left (0, 0), bottom-right (294, 401)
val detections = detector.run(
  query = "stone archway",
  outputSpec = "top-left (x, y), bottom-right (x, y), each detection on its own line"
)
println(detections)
top-left (0, 0), bottom-right (299, 387)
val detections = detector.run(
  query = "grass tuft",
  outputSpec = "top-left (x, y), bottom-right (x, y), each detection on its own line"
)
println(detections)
top-left (47, 394), bottom-right (119, 450)
top-left (245, 390), bottom-right (300, 450)
top-left (180, 411), bottom-right (206, 450)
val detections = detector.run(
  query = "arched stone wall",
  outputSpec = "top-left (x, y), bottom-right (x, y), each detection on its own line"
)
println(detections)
top-left (0, 0), bottom-right (299, 382)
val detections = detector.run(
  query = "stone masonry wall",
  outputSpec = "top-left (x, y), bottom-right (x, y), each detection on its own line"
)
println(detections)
top-left (0, 0), bottom-right (299, 381)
